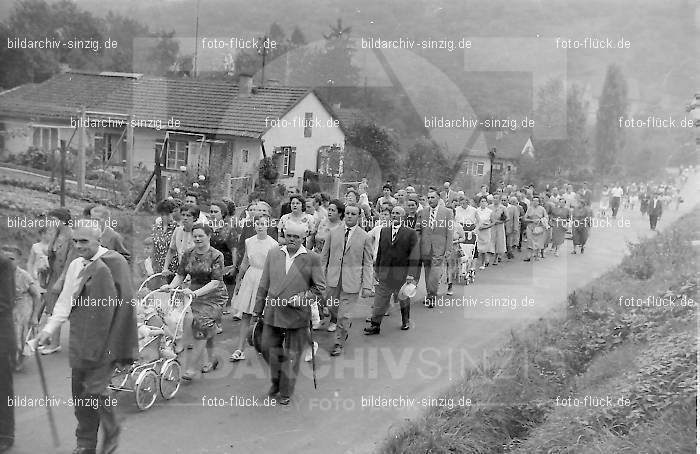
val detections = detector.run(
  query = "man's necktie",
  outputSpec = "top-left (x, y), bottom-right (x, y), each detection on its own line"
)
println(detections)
top-left (430, 209), bottom-right (437, 228)
top-left (343, 227), bottom-right (350, 251)
top-left (392, 227), bottom-right (398, 243)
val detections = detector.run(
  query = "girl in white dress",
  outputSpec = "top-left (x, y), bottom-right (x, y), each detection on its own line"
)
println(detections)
top-left (230, 214), bottom-right (278, 361)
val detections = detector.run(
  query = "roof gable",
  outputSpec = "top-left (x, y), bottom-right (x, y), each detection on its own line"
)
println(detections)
top-left (0, 72), bottom-right (315, 138)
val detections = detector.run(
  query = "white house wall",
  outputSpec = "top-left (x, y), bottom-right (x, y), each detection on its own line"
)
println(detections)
top-left (1, 119), bottom-right (74, 158)
top-left (261, 92), bottom-right (345, 189)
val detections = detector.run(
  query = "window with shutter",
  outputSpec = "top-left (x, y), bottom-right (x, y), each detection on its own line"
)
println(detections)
top-left (289, 147), bottom-right (296, 175)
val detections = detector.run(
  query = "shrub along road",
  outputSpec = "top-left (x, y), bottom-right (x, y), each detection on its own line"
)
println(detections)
top-left (11, 177), bottom-right (698, 454)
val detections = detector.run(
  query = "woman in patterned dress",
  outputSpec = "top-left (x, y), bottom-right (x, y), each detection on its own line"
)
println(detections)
top-left (1, 246), bottom-right (41, 372)
top-left (160, 223), bottom-right (227, 381)
top-left (229, 214), bottom-right (278, 361)
top-left (148, 199), bottom-right (180, 287)
top-left (523, 197), bottom-right (548, 262)
top-left (549, 197), bottom-right (570, 256)
top-left (162, 206), bottom-right (198, 278)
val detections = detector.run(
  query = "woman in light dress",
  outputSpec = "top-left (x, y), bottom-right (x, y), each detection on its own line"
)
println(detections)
top-left (475, 197), bottom-right (494, 270)
top-left (230, 214), bottom-right (278, 361)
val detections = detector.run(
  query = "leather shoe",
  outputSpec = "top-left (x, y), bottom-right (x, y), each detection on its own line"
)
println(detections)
top-left (73, 448), bottom-right (97, 454)
top-left (330, 345), bottom-right (343, 356)
top-left (267, 384), bottom-right (279, 397)
top-left (363, 324), bottom-right (380, 335)
top-left (277, 396), bottom-right (290, 405)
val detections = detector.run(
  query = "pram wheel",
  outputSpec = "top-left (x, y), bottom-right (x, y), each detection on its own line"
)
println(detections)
top-left (159, 359), bottom-right (181, 400)
top-left (135, 369), bottom-right (159, 410)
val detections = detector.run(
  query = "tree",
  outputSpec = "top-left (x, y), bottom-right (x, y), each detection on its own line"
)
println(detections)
top-left (565, 84), bottom-right (591, 176)
top-left (323, 18), bottom-right (351, 40)
top-left (133, 30), bottom-right (180, 76)
top-left (403, 137), bottom-right (451, 188)
top-left (100, 12), bottom-right (150, 72)
top-left (346, 122), bottom-right (400, 182)
top-left (594, 64), bottom-right (628, 175)
top-left (0, 0), bottom-right (104, 86)
top-left (290, 26), bottom-right (307, 47)
top-left (532, 78), bottom-right (566, 178)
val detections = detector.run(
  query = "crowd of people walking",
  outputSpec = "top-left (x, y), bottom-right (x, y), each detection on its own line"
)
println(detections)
top-left (0, 167), bottom-right (691, 453)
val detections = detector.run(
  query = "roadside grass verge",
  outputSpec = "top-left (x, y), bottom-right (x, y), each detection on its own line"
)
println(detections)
top-left (382, 210), bottom-right (698, 454)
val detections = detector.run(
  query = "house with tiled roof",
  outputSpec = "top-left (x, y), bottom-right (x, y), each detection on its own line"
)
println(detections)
top-left (453, 128), bottom-right (533, 193)
top-left (0, 71), bottom-right (345, 201)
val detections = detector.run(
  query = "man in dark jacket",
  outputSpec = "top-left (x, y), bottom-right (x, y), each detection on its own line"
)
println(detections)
top-left (648, 191), bottom-right (664, 231)
top-left (0, 254), bottom-right (16, 452)
top-left (365, 206), bottom-right (420, 334)
top-left (36, 222), bottom-right (138, 454)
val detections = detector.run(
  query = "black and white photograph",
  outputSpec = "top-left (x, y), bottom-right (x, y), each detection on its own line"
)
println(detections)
top-left (0, 0), bottom-right (698, 452)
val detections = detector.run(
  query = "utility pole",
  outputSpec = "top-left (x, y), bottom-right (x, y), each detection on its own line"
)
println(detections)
top-left (193, 0), bottom-right (200, 77)
top-left (59, 140), bottom-right (66, 207)
top-left (258, 35), bottom-right (269, 87)
top-left (488, 147), bottom-right (497, 193)
top-left (77, 107), bottom-right (86, 192)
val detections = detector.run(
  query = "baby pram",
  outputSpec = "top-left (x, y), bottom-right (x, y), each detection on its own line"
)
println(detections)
top-left (457, 228), bottom-right (477, 285)
top-left (108, 272), bottom-right (193, 411)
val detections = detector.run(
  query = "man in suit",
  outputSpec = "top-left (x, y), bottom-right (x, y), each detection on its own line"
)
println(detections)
top-left (404, 196), bottom-right (420, 229)
top-left (253, 222), bottom-right (325, 405)
top-left (648, 191), bottom-right (663, 231)
top-left (0, 254), bottom-right (15, 453)
top-left (36, 222), bottom-right (138, 454)
top-left (90, 206), bottom-right (131, 263)
top-left (415, 189), bottom-right (454, 308)
top-left (320, 204), bottom-right (374, 356)
top-left (365, 206), bottom-right (419, 334)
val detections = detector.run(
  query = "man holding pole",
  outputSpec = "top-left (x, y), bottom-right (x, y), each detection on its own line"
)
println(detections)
top-left (252, 222), bottom-right (325, 405)
top-left (35, 222), bottom-right (138, 454)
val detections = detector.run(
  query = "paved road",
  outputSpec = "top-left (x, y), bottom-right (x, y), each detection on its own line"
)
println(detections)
top-left (10, 177), bottom-right (698, 454)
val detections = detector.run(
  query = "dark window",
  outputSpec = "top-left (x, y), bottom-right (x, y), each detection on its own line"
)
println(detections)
top-left (304, 112), bottom-right (313, 137)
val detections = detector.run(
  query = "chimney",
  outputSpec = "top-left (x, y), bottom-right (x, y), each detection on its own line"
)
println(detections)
top-left (332, 102), bottom-right (341, 110)
top-left (238, 73), bottom-right (253, 97)
top-left (266, 78), bottom-right (280, 87)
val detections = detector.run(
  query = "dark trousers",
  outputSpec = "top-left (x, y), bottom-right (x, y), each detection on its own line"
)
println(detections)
top-left (370, 281), bottom-right (403, 324)
top-left (649, 215), bottom-right (659, 230)
top-left (71, 363), bottom-right (119, 450)
top-left (0, 321), bottom-right (14, 444)
top-left (611, 197), bottom-right (621, 216)
top-left (261, 324), bottom-right (308, 398)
